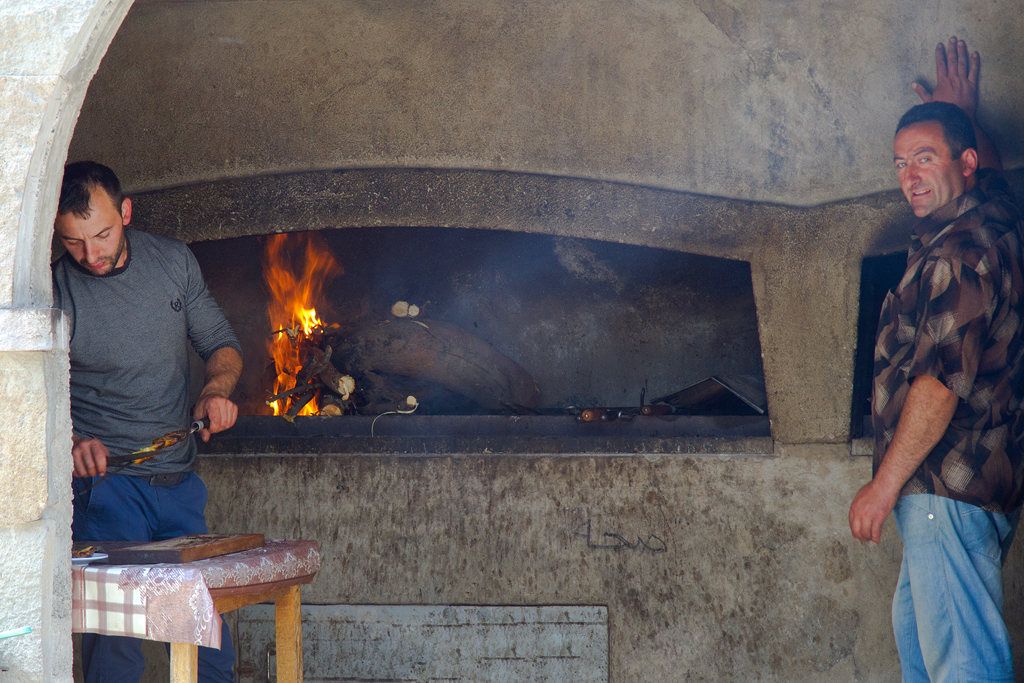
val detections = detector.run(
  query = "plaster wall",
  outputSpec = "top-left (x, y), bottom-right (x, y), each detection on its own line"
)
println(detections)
top-left (70, 1), bottom-right (1024, 205)
top-left (193, 449), bottom-right (962, 680)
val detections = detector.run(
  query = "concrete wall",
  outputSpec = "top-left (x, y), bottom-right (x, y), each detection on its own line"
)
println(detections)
top-left (69, 1), bottom-right (1024, 205)
top-left (3, 0), bottom-right (1024, 680)
top-left (196, 448), bottom-right (1024, 680)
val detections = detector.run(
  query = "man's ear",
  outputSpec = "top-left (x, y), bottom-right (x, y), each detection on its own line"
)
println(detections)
top-left (960, 148), bottom-right (979, 177)
top-left (120, 197), bottom-right (132, 226)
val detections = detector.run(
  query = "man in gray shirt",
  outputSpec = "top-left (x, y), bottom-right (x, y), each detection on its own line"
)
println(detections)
top-left (53, 161), bottom-right (243, 682)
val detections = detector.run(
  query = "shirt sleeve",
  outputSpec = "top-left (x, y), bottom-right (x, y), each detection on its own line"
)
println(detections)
top-left (907, 255), bottom-right (994, 399)
top-left (182, 245), bottom-right (242, 361)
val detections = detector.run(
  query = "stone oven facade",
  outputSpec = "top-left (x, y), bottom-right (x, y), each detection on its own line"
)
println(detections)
top-left (4, 2), bottom-right (1024, 680)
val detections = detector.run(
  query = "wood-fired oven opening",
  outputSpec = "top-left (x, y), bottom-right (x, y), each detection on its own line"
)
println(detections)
top-left (188, 226), bottom-right (769, 453)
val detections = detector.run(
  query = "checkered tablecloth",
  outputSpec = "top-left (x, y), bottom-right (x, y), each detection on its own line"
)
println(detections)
top-left (70, 540), bottom-right (320, 649)
top-left (71, 564), bottom-right (221, 648)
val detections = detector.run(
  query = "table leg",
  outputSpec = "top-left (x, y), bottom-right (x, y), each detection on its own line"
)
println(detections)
top-left (169, 642), bottom-right (199, 683)
top-left (275, 584), bottom-right (304, 682)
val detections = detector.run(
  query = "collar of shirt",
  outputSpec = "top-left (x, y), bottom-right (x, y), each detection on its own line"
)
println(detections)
top-left (911, 183), bottom-right (984, 254)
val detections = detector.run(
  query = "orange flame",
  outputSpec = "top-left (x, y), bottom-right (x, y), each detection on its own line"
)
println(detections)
top-left (262, 232), bottom-right (342, 416)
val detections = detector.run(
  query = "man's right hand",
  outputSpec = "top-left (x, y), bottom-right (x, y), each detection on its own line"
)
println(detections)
top-left (72, 435), bottom-right (108, 477)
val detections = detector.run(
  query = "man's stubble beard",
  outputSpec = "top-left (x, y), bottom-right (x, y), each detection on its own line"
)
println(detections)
top-left (82, 230), bottom-right (127, 275)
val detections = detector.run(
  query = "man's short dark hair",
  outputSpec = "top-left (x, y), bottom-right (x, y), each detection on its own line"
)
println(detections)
top-left (58, 161), bottom-right (123, 218)
top-left (896, 102), bottom-right (977, 159)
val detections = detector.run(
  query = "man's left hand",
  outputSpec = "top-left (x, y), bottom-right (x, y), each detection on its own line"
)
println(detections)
top-left (849, 478), bottom-right (900, 544)
top-left (912, 36), bottom-right (980, 118)
top-left (193, 394), bottom-right (238, 442)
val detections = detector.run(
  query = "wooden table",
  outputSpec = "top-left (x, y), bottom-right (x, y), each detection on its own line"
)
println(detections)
top-left (72, 539), bottom-right (320, 682)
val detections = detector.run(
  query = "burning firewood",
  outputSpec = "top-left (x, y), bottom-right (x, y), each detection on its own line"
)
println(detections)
top-left (299, 343), bottom-right (356, 399)
top-left (262, 232), bottom-right (343, 418)
top-left (283, 391), bottom-right (314, 422)
top-left (265, 382), bottom-right (316, 405)
top-left (318, 392), bottom-right (346, 416)
top-left (264, 341), bottom-right (358, 417)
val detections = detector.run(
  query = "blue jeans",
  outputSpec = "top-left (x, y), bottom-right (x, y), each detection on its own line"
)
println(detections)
top-left (892, 494), bottom-right (1019, 682)
top-left (73, 473), bottom-right (235, 683)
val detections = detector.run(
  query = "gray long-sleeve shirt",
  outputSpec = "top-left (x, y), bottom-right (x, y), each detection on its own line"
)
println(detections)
top-left (53, 229), bottom-right (241, 475)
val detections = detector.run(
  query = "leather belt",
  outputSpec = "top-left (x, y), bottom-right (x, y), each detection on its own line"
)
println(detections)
top-left (145, 472), bottom-right (190, 487)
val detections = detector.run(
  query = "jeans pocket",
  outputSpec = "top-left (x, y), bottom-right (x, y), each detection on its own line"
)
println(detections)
top-left (956, 504), bottom-right (1003, 563)
top-left (72, 477), bottom-right (96, 515)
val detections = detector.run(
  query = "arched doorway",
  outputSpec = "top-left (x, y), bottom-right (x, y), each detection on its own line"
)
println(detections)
top-left (1, 2), bottom-right (133, 679)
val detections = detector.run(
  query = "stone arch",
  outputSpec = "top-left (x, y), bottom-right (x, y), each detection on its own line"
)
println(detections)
top-left (1, 2), bottom-right (134, 679)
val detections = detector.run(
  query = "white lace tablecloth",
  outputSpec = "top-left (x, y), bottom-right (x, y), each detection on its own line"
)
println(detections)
top-left (71, 540), bottom-right (321, 648)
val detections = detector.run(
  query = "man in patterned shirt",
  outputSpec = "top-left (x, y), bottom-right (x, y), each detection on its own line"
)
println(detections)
top-left (849, 37), bottom-right (1024, 680)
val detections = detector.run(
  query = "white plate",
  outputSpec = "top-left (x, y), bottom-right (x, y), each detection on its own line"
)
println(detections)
top-left (71, 552), bottom-right (108, 566)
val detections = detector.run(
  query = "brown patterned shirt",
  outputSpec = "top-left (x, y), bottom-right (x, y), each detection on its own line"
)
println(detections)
top-left (872, 170), bottom-right (1024, 513)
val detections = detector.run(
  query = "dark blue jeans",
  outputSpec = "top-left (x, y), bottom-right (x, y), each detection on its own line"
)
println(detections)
top-left (73, 472), bottom-right (235, 683)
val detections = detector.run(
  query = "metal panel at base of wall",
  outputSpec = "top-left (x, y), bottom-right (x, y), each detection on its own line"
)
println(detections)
top-left (235, 604), bottom-right (608, 682)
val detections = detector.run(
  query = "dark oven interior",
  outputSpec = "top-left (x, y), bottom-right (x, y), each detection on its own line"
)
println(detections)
top-left (191, 227), bottom-right (770, 453)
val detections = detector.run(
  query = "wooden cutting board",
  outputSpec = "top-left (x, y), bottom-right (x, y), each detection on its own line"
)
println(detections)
top-left (103, 533), bottom-right (265, 564)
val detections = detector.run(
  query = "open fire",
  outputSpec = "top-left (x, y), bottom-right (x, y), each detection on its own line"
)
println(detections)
top-left (262, 232), bottom-right (346, 418)
top-left (259, 230), bottom-right (545, 418)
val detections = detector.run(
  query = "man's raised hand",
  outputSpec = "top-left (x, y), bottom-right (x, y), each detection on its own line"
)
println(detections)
top-left (911, 36), bottom-right (1001, 170)
top-left (912, 36), bottom-right (980, 118)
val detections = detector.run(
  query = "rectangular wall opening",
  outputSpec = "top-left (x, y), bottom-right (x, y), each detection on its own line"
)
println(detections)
top-left (192, 227), bottom-right (769, 453)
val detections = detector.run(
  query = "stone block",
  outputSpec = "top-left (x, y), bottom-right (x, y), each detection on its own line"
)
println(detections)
top-left (0, 2), bottom-right (90, 77)
top-left (0, 74), bottom-right (62, 308)
top-left (0, 352), bottom-right (51, 525)
top-left (0, 309), bottom-right (64, 352)
top-left (0, 76), bottom-right (56, 181)
top-left (0, 519), bottom-right (64, 682)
